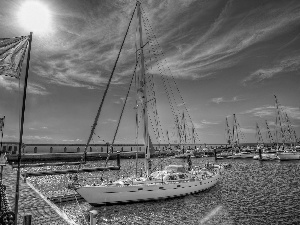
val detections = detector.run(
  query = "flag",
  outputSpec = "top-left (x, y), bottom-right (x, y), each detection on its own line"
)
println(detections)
top-left (0, 116), bottom-right (4, 132)
top-left (0, 36), bottom-right (29, 78)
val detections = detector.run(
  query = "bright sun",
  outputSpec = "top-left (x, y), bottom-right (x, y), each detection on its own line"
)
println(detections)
top-left (18, 1), bottom-right (51, 34)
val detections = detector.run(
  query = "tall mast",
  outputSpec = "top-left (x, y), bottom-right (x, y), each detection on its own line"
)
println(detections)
top-left (225, 117), bottom-right (232, 145)
top-left (265, 120), bottom-right (274, 144)
top-left (274, 95), bottom-right (284, 146)
top-left (233, 114), bottom-right (239, 147)
top-left (137, 1), bottom-right (150, 176)
top-left (255, 122), bottom-right (263, 145)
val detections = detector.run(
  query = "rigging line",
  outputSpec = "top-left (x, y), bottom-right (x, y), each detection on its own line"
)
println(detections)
top-left (83, 3), bottom-right (137, 161)
top-left (141, 17), bottom-right (179, 130)
top-left (141, 15), bottom-right (185, 139)
top-left (135, 41), bottom-right (149, 53)
top-left (144, 55), bottom-right (166, 143)
top-left (141, 13), bottom-right (180, 112)
top-left (141, 7), bottom-right (200, 143)
top-left (143, 66), bottom-right (161, 143)
top-left (74, 194), bottom-right (89, 225)
top-left (111, 55), bottom-right (140, 146)
top-left (93, 132), bottom-right (106, 143)
top-left (146, 103), bottom-right (159, 144)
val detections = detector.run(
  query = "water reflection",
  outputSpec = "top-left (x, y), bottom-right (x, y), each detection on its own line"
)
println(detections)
top-left (25, 157), bottom-right (300, 224)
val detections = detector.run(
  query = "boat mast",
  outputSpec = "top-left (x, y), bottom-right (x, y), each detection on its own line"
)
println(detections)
top-left (274, 95), bottom-right (284, 147)
top-left (255, 122), bottom-right (263, 146)
top-left (233, 114), bottom-right (239, 148)
top-left (137, 1), bottom-right (150, 177)
top-left (265, 120), bottom-right (274, 145)
top-left (225, 117), bottom-right (232, 146)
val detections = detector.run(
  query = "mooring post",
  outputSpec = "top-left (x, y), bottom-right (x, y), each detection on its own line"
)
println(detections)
top-left (23, 172), bottom-right (26, 183)
top-left (23, 215), bottom-right (32, 225)
top-left (214, 148), bottom-right (217, 161)
top-left (117, 151), bottom-right (120, 168)
top-left (258, 148), bottom-right (262, 160)
top-left (89, 210), bottom-right (98, 225)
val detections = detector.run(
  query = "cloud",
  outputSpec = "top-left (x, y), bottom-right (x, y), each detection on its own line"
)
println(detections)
top-left (241, 105), bottom-right (300, 120)
top-left (23, 135), bottom-right (53, 140)
top-left (193, 122), bottom-right (206, 129)
top-left (201, 120), bottom-right (220, 125)
top-left (240, 127), bottom-right (256, 134)
top-left (211, 96), bottom-right (244, 104)
top-left (241, 105), bottom-right (275, 117)
top-left (0, 76), bottom-right (49, 95)
top-left (3, 134), bottom-right (18, 141)
top-left (62, 138), bottom-right (82, 142)
top-left (101, 118), bottom-right (118, 124)
top-left (193, 119), bottom-right (220, 129)
top-left (114, 96), bottom-right (132, 104)
top-left (243, 55), bottom-right (300, 85)
top-left (149, 0), bottom-right (300, 80)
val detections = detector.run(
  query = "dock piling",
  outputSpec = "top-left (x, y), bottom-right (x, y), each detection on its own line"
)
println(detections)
top-left (23, 215), bottom-right (32, 225)
top-left (258, 148), bottom-right (262, 160)
top-left (90, 210), bottom-right (98, 225)
top-left (23, 172), bottom-right (26, 183)
top-left (117, 151), bottom-right (120, 168)
top-left (214, 148), bottom-right (217, 161)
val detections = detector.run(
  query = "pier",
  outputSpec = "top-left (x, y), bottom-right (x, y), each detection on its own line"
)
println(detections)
top-left (1, 164), bottom-right (75, 224)
top-left (21, 166), bottom-right (120, 177)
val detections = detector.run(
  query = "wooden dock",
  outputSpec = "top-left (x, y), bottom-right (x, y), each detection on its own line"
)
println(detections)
top-left (1, 164), bottom-right (76, 225)
top-left (22, 166), bottom-right (120, 177)
top-left (49, 194), bottom-right (84, 204)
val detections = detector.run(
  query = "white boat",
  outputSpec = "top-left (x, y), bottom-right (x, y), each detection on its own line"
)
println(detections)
top-left (253, 153), bottom-right (278, 160)
top-left (76, 164), bottom-right (222, 206)
top-left (75, 1), bottom-right (223, 206)
top-left (227, 151), bottom-right (256, 159)
top-left (277, 151), bottom-right (300, 161)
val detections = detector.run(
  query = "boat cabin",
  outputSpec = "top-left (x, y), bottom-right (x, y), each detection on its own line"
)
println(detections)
top-left (164, 165), bottom-right (186, 173)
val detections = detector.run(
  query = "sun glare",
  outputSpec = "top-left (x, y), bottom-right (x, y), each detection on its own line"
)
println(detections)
top-left (18, 1), bottom-right (52, 34)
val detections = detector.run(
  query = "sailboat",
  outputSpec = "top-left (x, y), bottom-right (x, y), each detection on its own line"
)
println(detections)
top-left (274, 95), bottom-right (300, 160)
top-left (75, 1), bottom-right (223, 206)
top-left (253, 122), bottom-right (278, 160)
top-left (226, 114), bottom-right (254, 159)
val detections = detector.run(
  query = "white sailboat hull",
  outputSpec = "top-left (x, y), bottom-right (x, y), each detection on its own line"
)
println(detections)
top-left (76, 170), bottom-right (221, 207)
top-left (277, 152), bottom-right (300, 161)
top-left (253, 153), bottom-right (278, 160)
top-left (227, 153), bottom-right (255, 159)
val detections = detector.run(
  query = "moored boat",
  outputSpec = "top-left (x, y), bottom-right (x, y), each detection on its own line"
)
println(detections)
top-left (277, 150), bottom-right (300, 161)
top-left (76, 164), bottom-right (222, 206)
top-left (227, 151), bottom-right (256, 159)
top-left (74, 1), bottom-right (224, 206)
top-left (253, 153), bottom-right (278, 160)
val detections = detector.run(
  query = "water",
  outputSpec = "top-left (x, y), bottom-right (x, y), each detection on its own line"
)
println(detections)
top-left (26, 158), bottom-right (300, 224)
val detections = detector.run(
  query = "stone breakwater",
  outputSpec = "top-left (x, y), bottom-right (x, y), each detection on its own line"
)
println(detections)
top-left (1, 164), bottom-right (75, 225)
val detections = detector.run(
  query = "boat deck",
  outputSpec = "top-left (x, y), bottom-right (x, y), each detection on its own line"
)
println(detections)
top-left (1, 164), bottom-right (74, 225)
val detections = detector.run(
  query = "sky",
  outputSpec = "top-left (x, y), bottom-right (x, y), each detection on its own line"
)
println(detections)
top-left (0, 0), bottom-right (300, 145)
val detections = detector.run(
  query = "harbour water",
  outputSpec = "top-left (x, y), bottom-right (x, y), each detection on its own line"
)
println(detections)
top-left (24, 157), bottom-right (300, 225)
